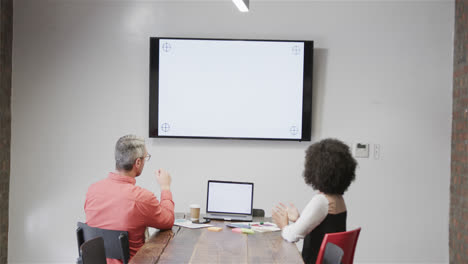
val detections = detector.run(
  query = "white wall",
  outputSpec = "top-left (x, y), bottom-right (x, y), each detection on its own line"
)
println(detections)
top-left (9, 0), bottom-right (454, 263)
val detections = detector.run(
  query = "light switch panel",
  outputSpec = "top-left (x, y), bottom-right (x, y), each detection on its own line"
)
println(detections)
top-left (354, 143), bottom-right (369, 158)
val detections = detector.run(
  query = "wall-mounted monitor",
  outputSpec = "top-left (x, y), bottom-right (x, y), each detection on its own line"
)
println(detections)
top-left (149, 37), bottom-right (313, 141)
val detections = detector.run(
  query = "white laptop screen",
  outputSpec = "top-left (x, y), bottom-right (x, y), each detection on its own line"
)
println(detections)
top-left (207, 181), bottom-right (253, 215)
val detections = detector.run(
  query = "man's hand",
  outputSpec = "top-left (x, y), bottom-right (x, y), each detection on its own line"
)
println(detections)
top-left (278, 202), bottom-right (300, 222)
top-left (272, 204), bottom-right (289, 229)
top-left (156, 169), bottom-right (171, 191)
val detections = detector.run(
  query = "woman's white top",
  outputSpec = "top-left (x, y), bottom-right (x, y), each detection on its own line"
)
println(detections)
top-left (281, 194), bottom-right (329, 243)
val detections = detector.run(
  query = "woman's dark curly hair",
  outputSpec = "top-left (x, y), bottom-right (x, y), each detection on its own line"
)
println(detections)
top-left (303, 138), bottom-right (357, 195)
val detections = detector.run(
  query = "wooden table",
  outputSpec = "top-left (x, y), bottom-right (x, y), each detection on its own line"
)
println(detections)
top-left (130, 214), bottom-right (303, 264)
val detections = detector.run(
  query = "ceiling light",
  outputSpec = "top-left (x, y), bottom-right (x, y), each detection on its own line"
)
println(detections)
top-left (232, 0), bottom-right (249, 12)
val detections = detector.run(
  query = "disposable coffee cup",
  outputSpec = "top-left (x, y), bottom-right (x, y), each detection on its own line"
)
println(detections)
top-left (190, 204), bottom-right (200, 221)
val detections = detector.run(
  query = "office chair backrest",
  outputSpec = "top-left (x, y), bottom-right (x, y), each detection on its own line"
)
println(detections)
top-left (252, 208), bottom-right (265, 217)
top-left (77, 222), bottom-right (130, 264)
top-left (315, 227), bottom-right (361, 264)
top-left (322, 242), bottom-right (344, 264)
top-left (80, 237), bottom-right (107, 264)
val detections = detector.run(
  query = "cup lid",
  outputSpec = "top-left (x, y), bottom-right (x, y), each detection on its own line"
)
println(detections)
top-left (190, 204), bottom-right (200, 208)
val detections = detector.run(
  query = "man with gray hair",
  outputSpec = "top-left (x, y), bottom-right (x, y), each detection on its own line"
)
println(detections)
top-left (84, 135), bottom-right (174, 264)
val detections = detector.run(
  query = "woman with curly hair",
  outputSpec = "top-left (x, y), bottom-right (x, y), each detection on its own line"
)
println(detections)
top-left (272, 138), bottom-right (357, 264)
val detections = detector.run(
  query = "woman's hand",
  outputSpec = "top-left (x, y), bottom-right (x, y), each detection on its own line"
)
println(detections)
top-left (272, 204), bottom-right (289, 229)
top-left (278, 202), bottom-right (300, 222)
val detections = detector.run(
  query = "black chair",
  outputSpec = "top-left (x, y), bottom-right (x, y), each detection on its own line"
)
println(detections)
top-left (253, 208), bottom-right (265, 217)
top-left (80, 237), bottom-right (107, 264)
top-left (76, 222), bottom-right (130, 264)
top-left (322, 242), bottom-right (344, 264)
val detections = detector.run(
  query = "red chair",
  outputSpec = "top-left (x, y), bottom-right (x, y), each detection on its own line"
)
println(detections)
top-left (315, 227), bottom-right (361, 264)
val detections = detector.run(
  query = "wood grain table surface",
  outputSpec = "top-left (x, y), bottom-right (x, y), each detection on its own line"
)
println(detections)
top-left (130, 213), bottom-right (303, 264)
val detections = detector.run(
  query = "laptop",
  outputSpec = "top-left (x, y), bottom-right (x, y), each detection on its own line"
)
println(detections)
top-left (203, 180), bottom-right (254, 222)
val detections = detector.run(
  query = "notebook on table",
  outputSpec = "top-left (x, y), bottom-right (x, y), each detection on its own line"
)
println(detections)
top-left (203, 180), bottom-right (254, 222)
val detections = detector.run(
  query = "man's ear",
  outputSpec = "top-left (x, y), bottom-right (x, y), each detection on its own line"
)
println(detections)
top-left (134, 158), bottom-right (142, 168)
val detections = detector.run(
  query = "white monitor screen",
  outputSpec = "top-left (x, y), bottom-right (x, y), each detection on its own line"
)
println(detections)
top-left (149, 38), bottom-right (313, 141)
top-left (207, 181), bottom-right (253, 215)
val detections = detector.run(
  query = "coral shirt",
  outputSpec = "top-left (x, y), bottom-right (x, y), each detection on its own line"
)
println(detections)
top-left (85, 172), bottom-right (175, 264)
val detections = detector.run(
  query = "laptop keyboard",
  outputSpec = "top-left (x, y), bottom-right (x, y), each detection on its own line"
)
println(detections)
top-left (211, 213), bottom-right (247, 218)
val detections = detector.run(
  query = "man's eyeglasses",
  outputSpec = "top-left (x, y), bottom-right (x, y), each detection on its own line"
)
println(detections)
top-left (142, 154), bottom-right (151, 162)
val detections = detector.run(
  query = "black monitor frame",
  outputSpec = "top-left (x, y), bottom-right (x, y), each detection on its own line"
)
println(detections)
top-left (206, 180), bottom-right (254, 216)
top-left (149, 37), bottom-right (313, 141)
